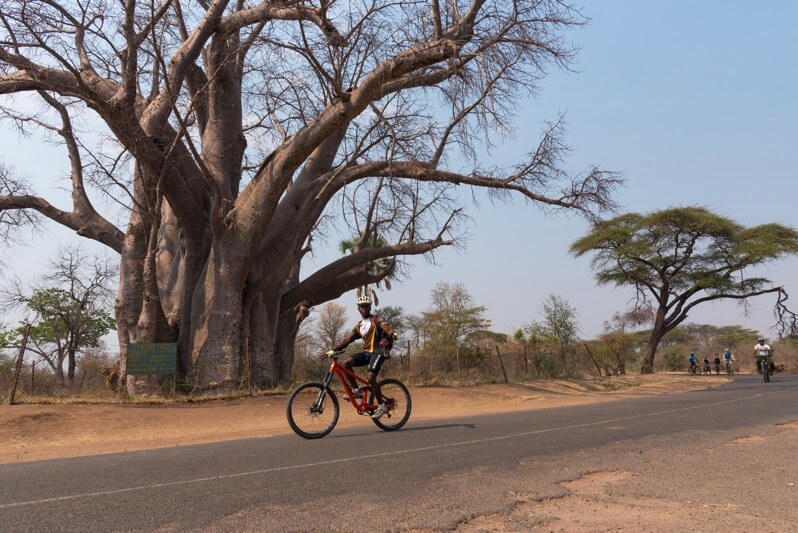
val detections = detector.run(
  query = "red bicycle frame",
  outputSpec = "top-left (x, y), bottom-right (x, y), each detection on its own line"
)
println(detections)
top-left (322, 355), bottom-right (379, 414)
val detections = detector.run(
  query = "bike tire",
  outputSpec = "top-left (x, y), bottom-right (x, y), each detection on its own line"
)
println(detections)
top-left (370, 378), bottom-right (412, 431)
top-left (287, 382), bottom-right (339, 439)
top-left (762, 362), bottom-right (770, 383)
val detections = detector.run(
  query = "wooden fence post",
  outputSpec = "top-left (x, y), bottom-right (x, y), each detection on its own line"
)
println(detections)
top-left (30, 361), bottom-right (35, 394)
top-left (495, 345), bottom-right (509, 383)
top-left (7, 324), bottom-right (31, 405)
top-left (77, 368), bottom-right (88, 393)
top-left (583, 342), bottom-right (603, 377)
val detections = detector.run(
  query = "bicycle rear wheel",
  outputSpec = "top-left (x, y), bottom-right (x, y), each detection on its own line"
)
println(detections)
top-left (762, 361), bottom-right (770, 383)
top-left (287, 382), bottom-right (339, 439)
top-left (370, 378), bottom-right (412, 431)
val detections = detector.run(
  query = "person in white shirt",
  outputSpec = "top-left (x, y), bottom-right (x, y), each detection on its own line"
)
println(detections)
top-left (753, 337), bottom-right (774, 375)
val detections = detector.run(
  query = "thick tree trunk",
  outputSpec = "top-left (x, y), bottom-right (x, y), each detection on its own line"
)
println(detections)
top-left (187, 241), bottom-right (249, 390)
top-left (54, 360), bottom-right (66, 387)
top-left (67, 347), bottom-right (77, 384)
top-left (117, 203), bottom-right (149, 394)
top-left (273, 308), bottom-right (305, 385)
top-left (245, 288), bottom-right (283, 387)
top-left (641, 320), bottom-right (667, 374)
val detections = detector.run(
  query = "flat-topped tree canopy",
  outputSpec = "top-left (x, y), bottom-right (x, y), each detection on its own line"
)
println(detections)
top-left (571, 206), bottom-right (798, 373)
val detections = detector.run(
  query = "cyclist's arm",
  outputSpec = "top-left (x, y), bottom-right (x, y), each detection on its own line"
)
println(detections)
top-left (332, 327), bottom-right (360, 352)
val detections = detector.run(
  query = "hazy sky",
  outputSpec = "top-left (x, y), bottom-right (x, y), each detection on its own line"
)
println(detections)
top-left (2, 1), bottom-right (797, 348)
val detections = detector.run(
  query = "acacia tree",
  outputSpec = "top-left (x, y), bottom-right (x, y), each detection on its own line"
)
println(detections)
top-left (0, 1), bottom-right (619, 393)
top-left (422, 281), bottom-right (489, 376)
top-left (1, 248), bottom-right (116, 385)
top-left (539, 293), bottom-right (579, 375)
top-left (571, 207), bottom-right (798, 373)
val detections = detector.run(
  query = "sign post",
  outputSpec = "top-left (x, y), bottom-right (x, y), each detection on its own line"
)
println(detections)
top-left (126, 343), bottom-right (178, 393)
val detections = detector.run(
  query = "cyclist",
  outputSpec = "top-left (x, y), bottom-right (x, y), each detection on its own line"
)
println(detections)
top-left (723, 348), bottom-right (735, 374)
top-left (713, 354), bottom-right (721, 374)
top-left (703, 356), bottom-right (711, 374)
top-left (328, 294), bottom-right (395, 419)
top-left (753, 337), bottom-right (774, 375)
top-left (688, 352), bottom-right (698, 373)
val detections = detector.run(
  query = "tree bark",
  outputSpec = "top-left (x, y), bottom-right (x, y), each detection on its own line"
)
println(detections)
top-left (641, 320), bottom-right (667, 374)
top-left (244, 289), bottom-right (280, 387)
top-left (187, 241), bottom-right (249, 390)
top-left (67, 345), bottom-right (77, 385)
top-left (273, 308), bottom-right (303, 385)
top-left (54, 360), bottom-right (66, 387)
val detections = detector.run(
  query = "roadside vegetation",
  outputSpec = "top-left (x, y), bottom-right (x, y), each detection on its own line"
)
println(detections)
top-left (3, 289), bottom-right (798, 404)
top-left (3, 262), bottom-right (797, 404)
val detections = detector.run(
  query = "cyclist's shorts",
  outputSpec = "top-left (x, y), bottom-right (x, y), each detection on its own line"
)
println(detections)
top-left (352, 351), bottom-right (385, 374)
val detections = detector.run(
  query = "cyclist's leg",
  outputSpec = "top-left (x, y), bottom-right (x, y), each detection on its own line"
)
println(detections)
top-left (367, 351), bottom-right (387, 404)
top-left (343, 352), bottom-right (370, 390)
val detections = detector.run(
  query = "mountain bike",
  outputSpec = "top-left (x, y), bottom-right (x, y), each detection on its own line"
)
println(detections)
top-left (286, 350), bottom-right (411, 439)
top-left (689, 361), bottom-right (700, 375)
top-left (725, 360), bottom-right (734, 376)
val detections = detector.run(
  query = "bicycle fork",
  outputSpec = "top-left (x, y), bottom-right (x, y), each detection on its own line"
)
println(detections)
top-left (313, 371), bottom-right (335, 413)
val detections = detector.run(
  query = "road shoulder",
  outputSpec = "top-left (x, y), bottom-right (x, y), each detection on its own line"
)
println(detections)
top-left (0, 374), bottom-right (726, 464)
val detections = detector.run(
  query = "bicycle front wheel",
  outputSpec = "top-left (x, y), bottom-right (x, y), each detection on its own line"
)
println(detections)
top-left (370, 378), bottom-right (412, 431)
top-left (287, 382), bottom-right (339, 439)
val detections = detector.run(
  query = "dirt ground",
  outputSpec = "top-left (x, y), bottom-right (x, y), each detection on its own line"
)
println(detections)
top-left (0, 374), bottom-right (719, 464)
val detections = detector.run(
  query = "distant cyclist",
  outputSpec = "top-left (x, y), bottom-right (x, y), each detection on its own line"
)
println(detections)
top-left (703, 356), bottom-right (711, 374)
top-left (688, 352), bottom-right (698, 373)
top-left (753, 337), bottom-right (774, 375)
top-left (713, 354), bottom-right (721, 374)
top-left (723, 349), bottom-right (735, 375)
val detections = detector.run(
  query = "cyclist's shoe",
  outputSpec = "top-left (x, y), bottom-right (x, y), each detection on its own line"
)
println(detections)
top-left (371, 405), bottom-right (389, 419)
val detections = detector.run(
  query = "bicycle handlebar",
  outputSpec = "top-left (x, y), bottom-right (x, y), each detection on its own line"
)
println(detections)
top-left (320, 350), bottom-right (345, 360)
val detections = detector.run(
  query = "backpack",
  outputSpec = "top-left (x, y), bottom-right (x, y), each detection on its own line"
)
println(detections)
top-left (371, 315), bottom-right (394, 353)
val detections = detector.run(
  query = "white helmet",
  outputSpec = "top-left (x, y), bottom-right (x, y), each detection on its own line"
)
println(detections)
top-left (356, 295), bottom-right (372, 306)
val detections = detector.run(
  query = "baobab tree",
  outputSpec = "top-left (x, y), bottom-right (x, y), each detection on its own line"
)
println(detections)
top-left (0, 1), bottom-right (619, 393)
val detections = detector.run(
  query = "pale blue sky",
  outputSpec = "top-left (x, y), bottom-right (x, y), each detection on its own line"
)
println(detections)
top-left (2, 1), bottom-right (797, 347)
top-left (313, 0), bottom-right (798, 336)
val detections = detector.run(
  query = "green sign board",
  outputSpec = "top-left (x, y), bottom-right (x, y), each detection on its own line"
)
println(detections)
top-left (126, 343), bottom-right (177, 375)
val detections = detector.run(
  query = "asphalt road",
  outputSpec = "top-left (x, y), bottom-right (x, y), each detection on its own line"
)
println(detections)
top-left (2, 375), bottom-right (797, 532)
